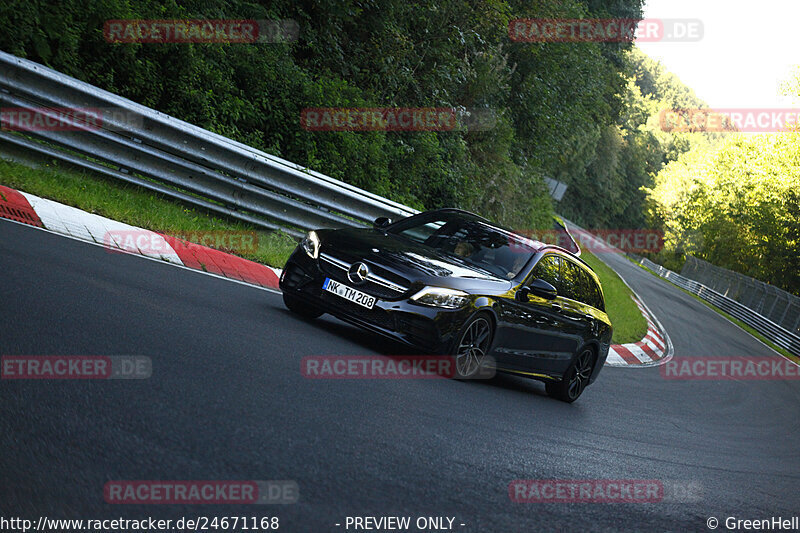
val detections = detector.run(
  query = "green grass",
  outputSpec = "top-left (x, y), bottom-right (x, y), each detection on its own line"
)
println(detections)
top-left (0, 159), bottom-right (298, 268)
top-left (628, 256), bottom-right (799, 364)
top-left (580, 250), bottom-right (649, 344)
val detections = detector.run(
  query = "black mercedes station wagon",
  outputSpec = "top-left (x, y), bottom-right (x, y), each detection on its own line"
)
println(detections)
top-left (280, 209), bottom-right (612, 402)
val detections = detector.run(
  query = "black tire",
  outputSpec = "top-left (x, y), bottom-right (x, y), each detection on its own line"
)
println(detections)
top-left (451, 314), bottom-right (494, 379)
top-left (283, 292), bottom-right (323, 319)
top-left (546, 347), bottom-right (595, 403)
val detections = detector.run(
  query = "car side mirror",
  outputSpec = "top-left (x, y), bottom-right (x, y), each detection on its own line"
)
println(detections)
top-left (516, 286), bottom-right (531, 302)
top-left (528, 278), bottom-right (558, 300)
top-left (373, 217), bottom-right (392, 230)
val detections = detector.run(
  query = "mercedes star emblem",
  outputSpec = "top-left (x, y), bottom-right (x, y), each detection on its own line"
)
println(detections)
top-left (348, 262), bottom-right (370, 284)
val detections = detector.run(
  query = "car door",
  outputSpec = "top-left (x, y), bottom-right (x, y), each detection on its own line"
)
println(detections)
top-left (551, 258), bottom-right (598, 374)
top-left (493, 254), bottom-right (574, 374)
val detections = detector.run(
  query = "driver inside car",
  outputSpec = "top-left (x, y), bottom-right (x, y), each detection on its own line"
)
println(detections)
top-left (453, 241), bottom-right (475, 258)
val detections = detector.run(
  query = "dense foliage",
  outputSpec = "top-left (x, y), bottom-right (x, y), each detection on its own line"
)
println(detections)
top-left (645, 123), bottom-right (800, 295)
top-left (0, 0), bottom-right (648, 232)
top-left (557, 47), bottom-right (714, 229)
top-left (628, 54), bottom-right (800, 295)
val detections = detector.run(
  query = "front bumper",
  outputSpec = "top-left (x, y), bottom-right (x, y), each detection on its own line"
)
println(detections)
top-left (279, 248), bottom-right (471, 354)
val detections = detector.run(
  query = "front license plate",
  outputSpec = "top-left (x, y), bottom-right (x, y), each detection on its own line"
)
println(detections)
top-left (323, 278), bottom-right (376, 309)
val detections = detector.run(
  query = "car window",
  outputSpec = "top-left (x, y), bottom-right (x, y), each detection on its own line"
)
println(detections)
top-left (530, 255), bottom-right (561, 291)
top-left (561, 259), bottom-right (605, 311)
top-left (576, 262), bottom-right (595, 306)
top-left (559, 258), bottom-right (582, 302)
top-left (584, 272), bottom-right (605, 311)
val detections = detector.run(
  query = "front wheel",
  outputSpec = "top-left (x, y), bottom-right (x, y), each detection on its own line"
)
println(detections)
top-left (451, 314), bottom-right (493, 379)
top-left (546, 348), bottom-right (595, 403)
top-left (283, 292), bottom-right (323, 319)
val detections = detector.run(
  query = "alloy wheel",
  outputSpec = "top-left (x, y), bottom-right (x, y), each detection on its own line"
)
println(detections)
top-left (567, 349), bottom-right (594, 400)
top-left (455, 317), bottom-right (491, 378)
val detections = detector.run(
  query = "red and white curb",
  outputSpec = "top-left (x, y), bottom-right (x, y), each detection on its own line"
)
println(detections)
top-left (0, 185), bottom-right (281, 290)
top-left (607, 296), bottom-right (673, 367)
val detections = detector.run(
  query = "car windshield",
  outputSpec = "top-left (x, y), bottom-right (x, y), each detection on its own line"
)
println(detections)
top-left (387, 212), bottom-right (540, 279)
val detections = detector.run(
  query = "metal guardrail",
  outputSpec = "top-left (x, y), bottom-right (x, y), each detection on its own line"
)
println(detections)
top-left (635, 257), bottom-right (800, 358)
top-left (0, 51), bottom-right (417, 238)
top-left (681, 256), bottom-right (800, 335)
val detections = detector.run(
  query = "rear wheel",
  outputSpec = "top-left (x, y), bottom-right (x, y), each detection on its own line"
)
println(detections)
top-left (283, 292), bottom-right (323, 319)
top-left (452, 314), bottom-right (493, 379)
top-left (546, 347), bottom-right (595, 403)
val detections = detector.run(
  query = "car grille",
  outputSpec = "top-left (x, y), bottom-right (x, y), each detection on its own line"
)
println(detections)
top-left (319, 253), bottom-right (411, 300)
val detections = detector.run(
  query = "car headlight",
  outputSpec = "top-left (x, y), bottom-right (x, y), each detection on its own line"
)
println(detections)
top-left (410, 287), bottom-right (470, 309)
top-left (301, 230), bottom-right (320, 259)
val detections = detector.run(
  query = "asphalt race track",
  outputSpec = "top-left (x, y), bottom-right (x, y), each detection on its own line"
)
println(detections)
top-left (2, 218), bottom-right (799, 532)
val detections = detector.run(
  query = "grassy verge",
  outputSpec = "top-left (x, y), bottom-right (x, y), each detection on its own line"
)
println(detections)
top-left (581, 250), bottom-right (648, 344)
top-left (0, 159), bottom-right (298, 268)
top-left (627, 256), bottom-right (799, 364)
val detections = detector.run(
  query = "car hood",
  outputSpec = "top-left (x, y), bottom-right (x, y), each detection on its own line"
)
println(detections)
top-left (317, 227), bottom-right (514, 292)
